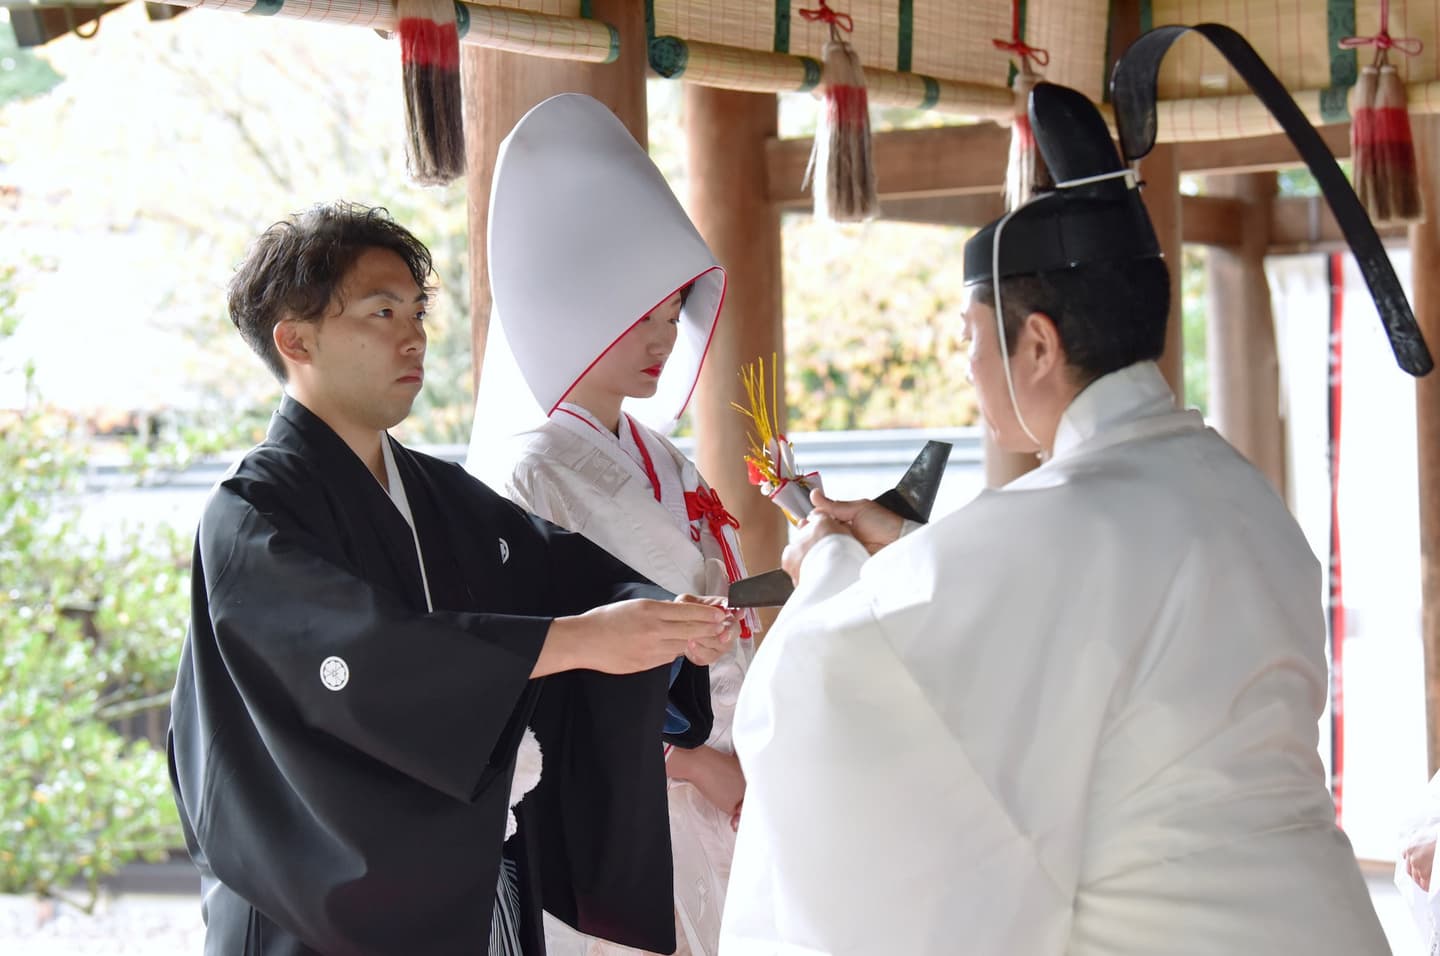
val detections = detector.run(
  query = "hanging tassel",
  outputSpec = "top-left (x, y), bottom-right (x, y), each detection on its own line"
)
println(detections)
top-left (1374, 62), bottom-right (1423, 223)
top-left (1340, 0), bottom-right (1424, 225)
top-left (397, 0), bottom-right (466, 186)
top-left (994, 4), bottom-right (1052, 210)
top-left (800, 3), bottom-right (879, 222)
top-left (1348, 62), bottom-right (1380, 221)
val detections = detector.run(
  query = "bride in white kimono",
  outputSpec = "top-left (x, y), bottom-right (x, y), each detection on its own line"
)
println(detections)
top-left (468, 93), bottom-right (757, 956)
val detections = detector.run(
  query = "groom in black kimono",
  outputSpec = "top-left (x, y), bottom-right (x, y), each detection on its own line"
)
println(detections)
top-left (167, 202), bottom-right (733, 956)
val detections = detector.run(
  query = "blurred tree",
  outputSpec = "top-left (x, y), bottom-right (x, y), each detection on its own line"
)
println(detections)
top-left (0, 262), bottom-right (187, 908)
top-left (780, 215), bottom-right (977, 430)
top-left (0, 6), bottom-right (471, 446)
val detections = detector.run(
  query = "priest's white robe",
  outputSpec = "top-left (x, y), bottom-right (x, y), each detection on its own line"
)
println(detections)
top-left (507, 408), bottom-right (752, 956)
top-left (721, 362), bottom-right (1389, 956)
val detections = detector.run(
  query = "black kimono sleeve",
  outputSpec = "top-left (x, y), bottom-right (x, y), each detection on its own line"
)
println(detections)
top-left (202, 489), bottom-right (548, 798)
top-left (528, 509), bottom-right (714, 747)
top-left (520, 514), bottom-right (712, 952)
top-left (169, 487), bottom-right (556, 953)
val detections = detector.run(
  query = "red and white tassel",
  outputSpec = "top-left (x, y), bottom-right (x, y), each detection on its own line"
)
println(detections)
top-left (1349, 62), bottom-right (1380, 219)
top-left (397, 0), bottom-right (465, 186)
top-left (1004, 60), bottom-right (1054, 210)
top-left (1340, 2), bottom-right (1424, 224)
top-left (800, 3), bottom-right (878, 222)
top-left (1372, 62), bottom-right (1423, 223)
top-left (994, 3), bottom-right (1052, 210)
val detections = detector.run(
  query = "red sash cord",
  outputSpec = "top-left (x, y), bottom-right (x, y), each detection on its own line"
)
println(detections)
top-left (625, 414), bottom-right (664, 503)
top-left (685, 487), bottom-right (753, 640)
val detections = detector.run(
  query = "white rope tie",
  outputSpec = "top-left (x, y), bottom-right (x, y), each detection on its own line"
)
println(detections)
top-left (990, 202), bottom-right (1048, 450)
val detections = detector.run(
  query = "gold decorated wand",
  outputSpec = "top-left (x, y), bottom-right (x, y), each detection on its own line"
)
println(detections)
top-left (731, 354), bottom-right (823, 524)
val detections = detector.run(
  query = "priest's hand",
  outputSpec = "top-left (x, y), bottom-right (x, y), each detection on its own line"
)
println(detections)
top-left (674, 594), bottom-right (740, 666)
top-left (781, 512), bottom-right (853, 584)
top-left (1406, 839), bottom-right (1436, 890)
top-left (537, 600), bottom-right (732, 677)
top-left (807, 489), bottom-right (904, 554)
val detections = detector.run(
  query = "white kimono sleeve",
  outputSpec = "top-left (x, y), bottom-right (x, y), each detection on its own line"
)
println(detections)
top-left (722, 530), bottom-right (1071, 956)
top-left (508, 461), bottom-right (582, 533)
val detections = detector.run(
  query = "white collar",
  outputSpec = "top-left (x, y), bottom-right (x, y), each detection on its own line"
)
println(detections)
top-left (1049, 362), bottom-right (1181, 462)
top-left (550, 403), bottom-right (692, 526)
top-left (379, 435), bottom-right (433, 612)
top-left (552, 401), bottom-right (617, 438)
top-left (551, 402), bottom-right (654, 484)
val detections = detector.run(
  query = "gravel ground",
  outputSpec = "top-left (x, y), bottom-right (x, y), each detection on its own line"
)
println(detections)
top-left (0, 869), bottom-right (1424, 954)
top-left (0, 892), bottom-right (203, 955)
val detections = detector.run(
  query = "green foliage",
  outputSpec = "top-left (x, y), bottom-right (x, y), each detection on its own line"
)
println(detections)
top-left (0, 266), bottom-right (187, 909)
top-left (0, 18), bottom-right (63, 107)
top-left (782, 216), bottom-right (978, 431)
top-left (1278, 165), bottom-right (1322, 197)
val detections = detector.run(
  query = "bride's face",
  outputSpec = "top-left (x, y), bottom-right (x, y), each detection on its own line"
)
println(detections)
top-left (576, 290), bottom-right (683, 401)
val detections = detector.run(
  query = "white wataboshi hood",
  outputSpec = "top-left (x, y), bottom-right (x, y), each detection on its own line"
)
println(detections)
top-left (486, 92), bottom-right (726, 431)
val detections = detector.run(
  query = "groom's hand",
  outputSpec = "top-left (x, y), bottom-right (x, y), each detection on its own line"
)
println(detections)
top-left (674, 594), bottom-right (739, 665)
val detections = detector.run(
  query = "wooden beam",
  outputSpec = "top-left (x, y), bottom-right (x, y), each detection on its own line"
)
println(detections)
top-left (1268, 195), bottom-right (1408, 252)
top-left (766, 123), bottom-right (1011, 208)
top-left (877, 193), bottom-right (1005, 228)
top-left (8, 5), bottom-right (125, 47)
top-left (143, 2), bottom-right (188, 21)
top-left (1185, 194), bottom-right (1409, 251)
top-left (459, 0), bottom-right (647, 395)
top-left (1409, 115), bottom-right (1440, 776)
top-left (1182, 195), bottom-right (1245, 247)
top-left (825, 190), bottom-right (1403, 262)
top-left (1175, 124), bottom-right (1352, 176)
top-left (688, 88), bottom-right (788, 625)
top-left (874, 191), bottom-right (1322, 254)
top-left (766, 121), bottom-right (1354, 207)
top-left (880, 192), bottom-right (1246, 243)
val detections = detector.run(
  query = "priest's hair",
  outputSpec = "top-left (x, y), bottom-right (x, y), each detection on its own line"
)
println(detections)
top-left (971, 257), bottom-right (1170, 386)
top-left (228, 201), bottom-right (436, 383)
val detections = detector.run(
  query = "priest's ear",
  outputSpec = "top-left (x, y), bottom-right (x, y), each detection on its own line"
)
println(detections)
top-left (1015, 310), bottom-right (1065, 382)
top-left (273, 317), bottom-right (316, 371)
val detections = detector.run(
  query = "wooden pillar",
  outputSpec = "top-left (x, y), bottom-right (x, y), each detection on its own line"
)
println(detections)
top-left (1144, 145), bottom-right (1186, 394)
top-left (459, 0), bottom-right (647, 393)
top-left (1410, 116), bottom-right (1440, 775)
top-left (685, 87), bottom-right (788, 607)
top-left (1204, 172), bottom-right (1286, 495)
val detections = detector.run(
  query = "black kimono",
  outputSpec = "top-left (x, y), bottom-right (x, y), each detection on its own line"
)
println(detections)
top-left (167, 396), bottom-right (712, 956)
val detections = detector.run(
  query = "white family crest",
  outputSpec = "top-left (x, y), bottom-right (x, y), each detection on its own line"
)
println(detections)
top-left (319, 656), bottom-right (350, 691)
top-left (498, 538), bottom-right (511, 564)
